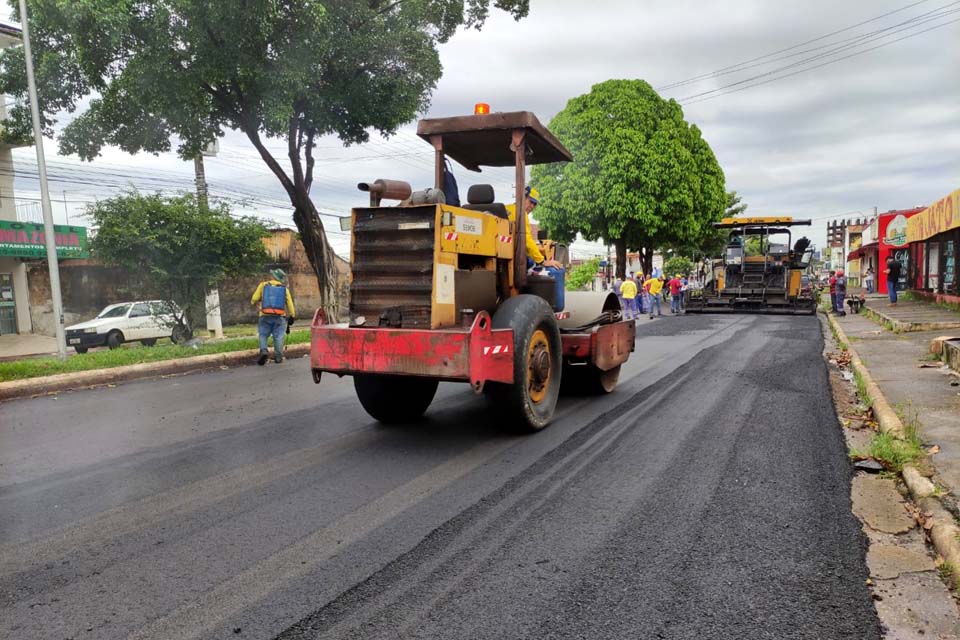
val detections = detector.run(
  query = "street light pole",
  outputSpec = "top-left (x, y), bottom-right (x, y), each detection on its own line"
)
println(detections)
top-left (18, 0), bottom-right (67, 360)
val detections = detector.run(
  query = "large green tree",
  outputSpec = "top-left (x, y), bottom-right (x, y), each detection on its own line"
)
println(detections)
top-left (88, 192), bottom-right (269, 334)
top-left (0, 0), bottom-right (528, 316)
top-left (531, 79), bottom-right (726, 278)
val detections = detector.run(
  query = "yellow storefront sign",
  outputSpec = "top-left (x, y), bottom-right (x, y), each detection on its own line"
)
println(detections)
top-left (907, 187), bottom-right (960, 243)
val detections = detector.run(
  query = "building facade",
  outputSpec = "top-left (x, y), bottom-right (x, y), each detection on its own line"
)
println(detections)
top-left (906, 188), bottom-right (960, 300)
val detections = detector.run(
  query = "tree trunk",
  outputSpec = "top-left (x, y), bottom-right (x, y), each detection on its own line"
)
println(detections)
top-left (640, 246), bottom-right (654, 278)
top-left (614, 238), bottom-right (627, 280)
top-left (291, 189), bottom-right (341, 321)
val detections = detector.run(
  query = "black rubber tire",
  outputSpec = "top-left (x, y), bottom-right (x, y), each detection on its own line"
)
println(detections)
top-left (74, 345), bottom-right (88, 354)
top-left (353, 374), bottom-right (439, 424)
top-left (488, 294), bottom-right (562, 432)
top-left (561, 362), bottom-right (621, 395)
top-left (141, 338), bottom-right (157, 347)
top-left (106, 331), bottom-right (124, 350)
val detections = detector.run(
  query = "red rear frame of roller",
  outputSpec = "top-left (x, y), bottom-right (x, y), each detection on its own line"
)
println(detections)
top-left (309, 309), bottom-right (635, 392)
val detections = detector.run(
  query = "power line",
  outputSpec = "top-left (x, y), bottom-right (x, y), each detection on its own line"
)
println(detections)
top-left (658, 0), bottom-right (936, 91)
top-left (661, 1), bottom-right (960, 92)
top-left (679, 16), bottom-right (960, 105)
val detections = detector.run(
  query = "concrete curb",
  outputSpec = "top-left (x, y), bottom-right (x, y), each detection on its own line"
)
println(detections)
top-left (0, 342), bottom-right (312, 402)
top-left (826, 312), bottom-right (960, 584)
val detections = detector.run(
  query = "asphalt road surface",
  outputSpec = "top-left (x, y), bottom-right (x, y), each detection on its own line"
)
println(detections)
top-left (0, 313), bottom-right (881, 639)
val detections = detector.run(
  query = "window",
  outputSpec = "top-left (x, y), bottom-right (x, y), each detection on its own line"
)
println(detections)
top-left (98, 304), bottom-right (130, 319)
top-left (129, 303), bottom-right (152, 318)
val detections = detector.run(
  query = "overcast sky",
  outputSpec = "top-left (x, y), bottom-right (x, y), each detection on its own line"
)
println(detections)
top-left (2, 0), bottom-right (958, 258)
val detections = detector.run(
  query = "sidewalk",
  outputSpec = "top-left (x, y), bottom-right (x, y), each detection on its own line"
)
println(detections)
top-left (863, 296), bottom-right (960, 332)
top-left (836, 309), bottom-right (960, 495)
top-left (0, 333), bottom-right (64, 361)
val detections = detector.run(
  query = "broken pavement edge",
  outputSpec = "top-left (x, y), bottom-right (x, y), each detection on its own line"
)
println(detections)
top-left (826, 312), bottom-right (960, 585)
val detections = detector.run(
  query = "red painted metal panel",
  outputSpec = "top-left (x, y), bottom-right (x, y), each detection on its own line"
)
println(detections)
top-left (310, 310), bottom-right (513, 390)
top-left (559, 320), bottom-right (635, 370)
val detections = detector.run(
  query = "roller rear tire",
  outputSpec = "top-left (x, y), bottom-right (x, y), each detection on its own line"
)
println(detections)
top-left (354, 374), bottom-right (439, 424)
top-left (487, 295), bottom-right (562, 432)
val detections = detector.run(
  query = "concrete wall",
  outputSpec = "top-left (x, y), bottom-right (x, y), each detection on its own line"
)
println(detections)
top-left (25, 230), bottom-right (350, 335)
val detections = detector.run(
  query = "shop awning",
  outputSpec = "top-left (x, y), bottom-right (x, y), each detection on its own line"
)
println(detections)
top-left (847, 242), bottom-right (878, 261)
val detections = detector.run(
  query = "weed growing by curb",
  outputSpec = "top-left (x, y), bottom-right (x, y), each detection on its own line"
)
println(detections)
top-left (867, 432), bottom-right (924, 472)
top-left (852, 368), bottom-right (872, 409)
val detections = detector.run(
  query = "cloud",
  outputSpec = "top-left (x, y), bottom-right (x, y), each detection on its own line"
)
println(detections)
top-left (9, 0), bottom-right (958, 256)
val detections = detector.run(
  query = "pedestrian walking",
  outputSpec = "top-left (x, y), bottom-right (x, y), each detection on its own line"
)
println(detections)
top-left (864, 268), bottom-right (874, 294)
top-left (668, 274), bottom-right (684, 314)
top-left (644, 273), bottom-right (664, 319)
top-left (620, 276), bottom-right (639, 320)
top-left (635, 272), bottom-right (646, 314)
top-left (834, 269), bottom-right (847, 315)
top-left (885, 256), bottom-right (902, 306)
top-left (251, 268), bottom-right (297, 365)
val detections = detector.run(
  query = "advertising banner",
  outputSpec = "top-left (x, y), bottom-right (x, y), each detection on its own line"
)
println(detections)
top-left (0, 221), bottom-right (89, 259)
top-left (907, 188), bottom-right (960, 243)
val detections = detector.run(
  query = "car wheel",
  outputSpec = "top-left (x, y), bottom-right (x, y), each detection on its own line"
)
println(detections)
top-left (106, 331), bottom-right (124, 350)
top-left (141, 338), bottom-right (157, 347)
top-left (74, 345), bottom-right (88, 354)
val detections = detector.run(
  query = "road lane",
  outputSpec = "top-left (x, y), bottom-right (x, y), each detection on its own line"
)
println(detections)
top-left (0, 314), bottom-right (880, 639)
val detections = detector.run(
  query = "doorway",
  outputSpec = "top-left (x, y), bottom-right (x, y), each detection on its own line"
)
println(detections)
top-left (0, 273), bottom-right (17, 334)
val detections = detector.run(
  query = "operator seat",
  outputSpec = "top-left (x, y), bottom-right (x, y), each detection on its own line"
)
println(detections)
top-left (460, 184), bottom-right (509, 219)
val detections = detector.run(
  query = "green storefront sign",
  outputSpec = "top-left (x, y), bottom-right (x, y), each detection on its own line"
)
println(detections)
top-left (0, 220), bottom-right (89, 259)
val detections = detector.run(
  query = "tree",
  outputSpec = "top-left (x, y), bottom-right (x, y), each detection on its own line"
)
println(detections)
top-left (662, 256), bottom-right (694, 279)
top-left (725, 190), bottom-right (748, 217)
top-left (531, 79), bottom-right (725, 279)
top-left (0, 0), bottom-right (529, 317)
top-left (88, 192), bottom-right (269, 334)
top-left (566, 257), bottom-right (600, 291)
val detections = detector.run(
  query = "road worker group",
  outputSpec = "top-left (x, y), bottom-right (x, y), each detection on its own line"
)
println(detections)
top-left (614, 272), bottom-right (691, 320)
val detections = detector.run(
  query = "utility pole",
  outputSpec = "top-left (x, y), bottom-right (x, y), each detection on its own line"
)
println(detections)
top-left (194, 145), bottom-right (223, 339)
top-left (19, 0), bottom-right (66, 360)
top-left (62, 190), bottom-right (69, 225)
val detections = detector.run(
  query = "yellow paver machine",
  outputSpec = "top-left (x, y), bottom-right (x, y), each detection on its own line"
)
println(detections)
top-left (686, 217), bottom-right (817, 315)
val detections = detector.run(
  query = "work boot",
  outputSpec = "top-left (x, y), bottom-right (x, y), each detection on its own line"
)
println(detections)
top-left (274, 352), bottom-right (283, 364)
top-left (257, 350), bottom-right (268, 366)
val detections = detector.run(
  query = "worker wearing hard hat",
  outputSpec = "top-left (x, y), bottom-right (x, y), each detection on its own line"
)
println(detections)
top-left (506, 186), bottom-right (562, 268)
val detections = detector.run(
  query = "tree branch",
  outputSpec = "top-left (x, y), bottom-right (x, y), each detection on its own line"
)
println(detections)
top-left (288, 113), bottom-right (305, 191)
top-left (243, 122), bottom-right (295, 198)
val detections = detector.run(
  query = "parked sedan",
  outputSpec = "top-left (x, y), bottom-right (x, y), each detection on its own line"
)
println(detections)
top-left (65, 301), bottom-right (189, 353)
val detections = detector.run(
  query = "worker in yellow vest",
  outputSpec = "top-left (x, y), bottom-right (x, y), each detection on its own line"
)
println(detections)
top-left (505, 186), bottom-right (561, 268)
top-left (251, 268), bottom-right (297, 365)
top-left (619, 275), bottom-right (638, 320)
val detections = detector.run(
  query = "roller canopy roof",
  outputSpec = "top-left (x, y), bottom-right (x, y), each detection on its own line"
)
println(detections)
top-left (417, 111), bottom-right (573, 171)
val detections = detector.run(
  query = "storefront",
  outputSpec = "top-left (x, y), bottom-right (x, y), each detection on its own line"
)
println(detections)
top-left (906, 189), bottom-right (960, 300)
top-left (872, 207), bottom-right (924, 294)
top-left (0, 221), bottom-right (89, 334)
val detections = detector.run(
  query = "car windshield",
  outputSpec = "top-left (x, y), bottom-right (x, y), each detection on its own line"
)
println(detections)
top-left (97, 304), bottom-right (130, 319)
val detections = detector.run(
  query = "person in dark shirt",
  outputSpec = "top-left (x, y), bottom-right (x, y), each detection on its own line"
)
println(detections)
top-left (885, 256), bottom-right (902, 306)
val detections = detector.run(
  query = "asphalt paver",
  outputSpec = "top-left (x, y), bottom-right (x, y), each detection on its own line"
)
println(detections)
top-left (0, 314), bottom-right (881, 639)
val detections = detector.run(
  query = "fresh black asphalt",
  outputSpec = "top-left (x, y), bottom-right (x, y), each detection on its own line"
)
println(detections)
top-left (0, 314), bottom-right (881, 639)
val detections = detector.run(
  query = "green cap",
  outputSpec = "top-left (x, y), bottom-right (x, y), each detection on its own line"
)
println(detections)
top-left (270, 268), bottom-right (287, 282)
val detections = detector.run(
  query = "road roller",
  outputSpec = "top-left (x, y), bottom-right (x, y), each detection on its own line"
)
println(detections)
top-left (309, 108), bottom-right (636, 431)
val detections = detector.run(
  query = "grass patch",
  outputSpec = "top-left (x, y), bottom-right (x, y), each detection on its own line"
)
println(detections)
top-left (852, 368), bottom-right (872, 408)
top-left (827, 317), bottom-right (849, 351)
top-left (0, 329), bottom-right (311, 382)
top-left (920, 352), bottom-right (943, 362)
top-left (220, 324), bottom-right (260, 338)
top-left (867, 432), bottom-right (925, 472)
top-left (938, 561), bottom-right (958, 587)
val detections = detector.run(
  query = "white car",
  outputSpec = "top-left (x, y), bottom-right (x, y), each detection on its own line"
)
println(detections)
top-left (65, 301), bottom-right (189, 353)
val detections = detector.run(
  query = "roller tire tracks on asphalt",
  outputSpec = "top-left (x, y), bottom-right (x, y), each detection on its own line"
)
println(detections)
top-left (825, 311), bottom-right (960, 587)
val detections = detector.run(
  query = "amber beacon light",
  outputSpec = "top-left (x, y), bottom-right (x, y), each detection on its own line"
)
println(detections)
top-left (474, 102), bottom-right (490, 115)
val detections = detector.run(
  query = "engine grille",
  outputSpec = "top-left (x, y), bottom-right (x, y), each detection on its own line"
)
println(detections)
top-left (350, 206), bottom-right (436, 328)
